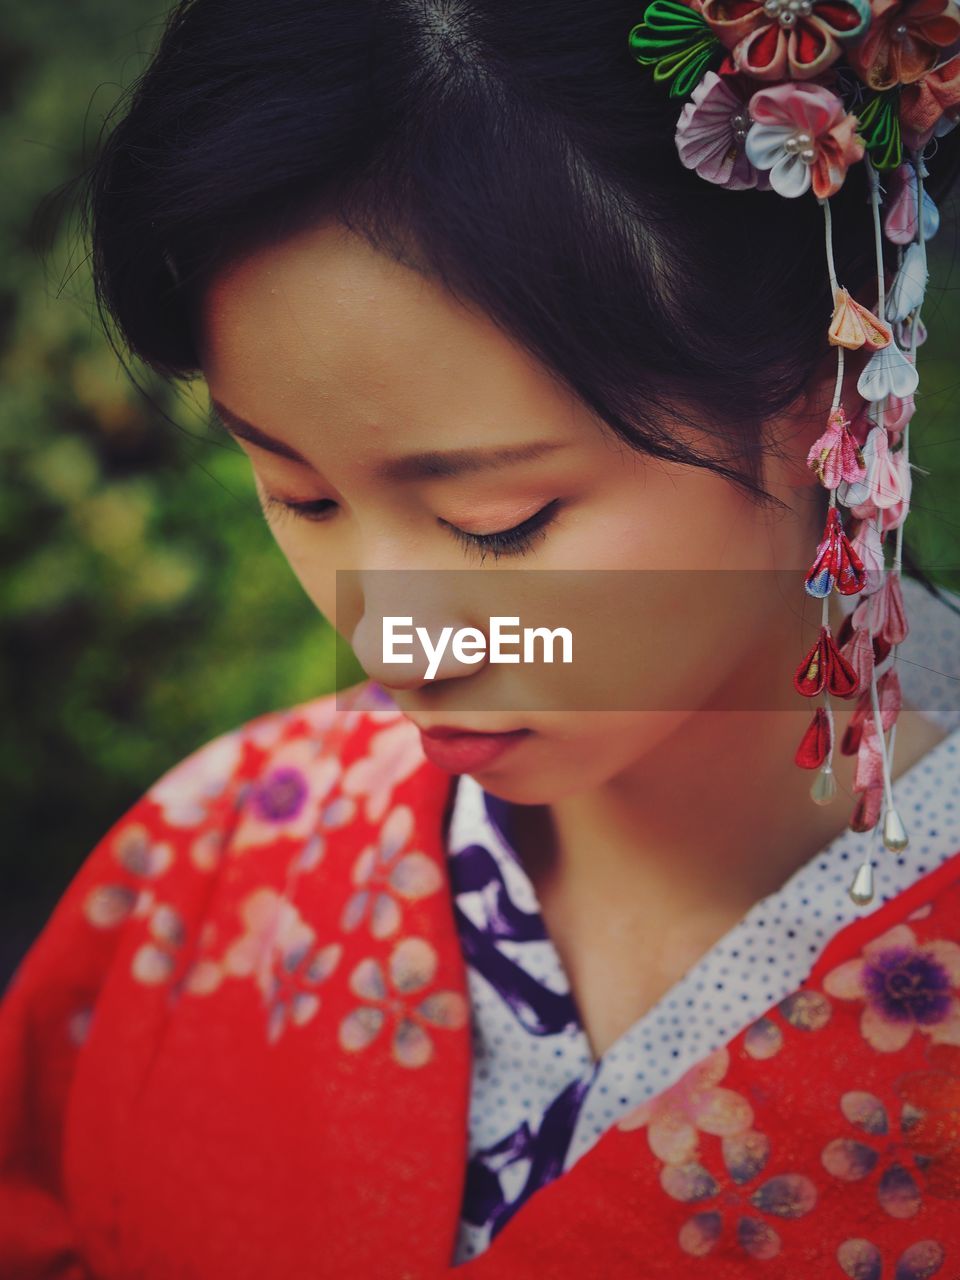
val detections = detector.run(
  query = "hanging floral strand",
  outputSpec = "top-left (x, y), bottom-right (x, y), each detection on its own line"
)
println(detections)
top-left (628, 0), bottom-right (956, 905)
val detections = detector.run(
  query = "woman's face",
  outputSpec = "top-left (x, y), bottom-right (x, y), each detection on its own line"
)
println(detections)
top-left (199, 218), bottom-right (830, 804)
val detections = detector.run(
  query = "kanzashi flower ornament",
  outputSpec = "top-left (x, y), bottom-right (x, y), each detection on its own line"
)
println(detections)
top-left (848, 0), bottom-right (960, 90)
top-left (886, 241), bottom-right (929, 320)
top-left (900, 52), bottom-right (960, 145)
top-left (828, 288), bottom-right (892, 348)
top-left (676, 70), bottom-right (768, 186)
top-left (807, 406), bottom-right (866, 488)
top-left (629, 0), bottom-right (724, 96)
top-left (794, 627), bottom-right (860, 697)
top-left (884, 161), bottom-right (942, 241)
top-left (628, 0), bottom-right (944, 901)
top-left (804, 506), bottom-right (867, 597)
top-left (745, 83), bottom-right (864, 196)
top-left (702, 0), bottom-right (871, 80)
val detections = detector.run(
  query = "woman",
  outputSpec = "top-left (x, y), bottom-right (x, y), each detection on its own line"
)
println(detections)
top-left (3, 0), bottom-right (960, 1274)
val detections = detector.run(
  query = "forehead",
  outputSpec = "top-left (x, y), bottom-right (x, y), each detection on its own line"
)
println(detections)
top-left (197, 219), bottom-right (580, 447)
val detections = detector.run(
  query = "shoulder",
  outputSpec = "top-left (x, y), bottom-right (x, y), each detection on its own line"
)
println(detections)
top-left (4, 684), bottom-right (440, 1008)
top-left (138, 680), bottom-right (423, 845)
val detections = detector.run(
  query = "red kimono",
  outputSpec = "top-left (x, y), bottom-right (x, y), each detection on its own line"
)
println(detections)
top-left (3, 689), bottom-right (960, 1278)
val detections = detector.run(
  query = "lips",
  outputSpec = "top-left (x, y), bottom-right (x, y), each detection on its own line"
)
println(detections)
top-left (416, 724), bottom-right (531, 773)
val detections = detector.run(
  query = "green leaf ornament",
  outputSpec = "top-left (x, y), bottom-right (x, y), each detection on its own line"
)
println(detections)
top-left (857, 91), bottom-right (903, 171)
top-left (628, 0), bottom-right (721, 98)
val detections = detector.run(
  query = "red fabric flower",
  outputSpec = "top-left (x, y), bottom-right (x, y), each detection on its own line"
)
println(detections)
top-left (794, 625), bottom-right (860, 697)
top-left (901, 52), bottom-right (960, 145)
top-left (804, 507), bottom-right (867, 598)
top-left (795, 706), bottom-right (832, 767)
top-left (703, 0), bottom-right (871, 80)
top-left (848, 0), bottom-right (960, 90)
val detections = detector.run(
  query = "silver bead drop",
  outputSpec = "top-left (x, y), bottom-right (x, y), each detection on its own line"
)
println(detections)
top-left (848, 861), bottom-right (875, 906)
top-left (810, 765), bottom-right (838, 805)
top-left (882, 807), bottom-right (909, 852)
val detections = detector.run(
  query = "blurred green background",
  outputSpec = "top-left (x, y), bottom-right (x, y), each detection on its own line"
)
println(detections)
top-left (0, 1), bottom-right (362, 980)
top-left (2, 1), bottom-right (959, 982)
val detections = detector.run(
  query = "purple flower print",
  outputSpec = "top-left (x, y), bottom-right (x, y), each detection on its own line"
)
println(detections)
top-left (863, 949), bottom-right (953, 1027)
top-left (234, 740), bottom-right (339, 851)
top-left (824, 925), bottom-right (960, 1054)
top-left (250, 766), bottom-right (309, 823)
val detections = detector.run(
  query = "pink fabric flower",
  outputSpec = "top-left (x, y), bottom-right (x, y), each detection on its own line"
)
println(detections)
top-left (853, 719), bottom-right (885, 792)
top-left (883, 162), bottom-right (942, 244)
top-left (839, 425), bottom-right (904, 511)
top-left (853, 572), bottom-right (910, 643)
top-left (882, 446), bottom-right (914, 530)
top-left (840, 625), bottom-right (876, 694)
top-left (675, 71), bottom-right (767, 190)
top-left (847, 399), bottom-right (873, 445)
top-left (745, 83), bottom-right (865, 198)
top-left (849, 519), bottom-right (886, 595)
top-left (871, 389), bottom-right (916, 447)
top-left (807, 406), bottom-right (866, 488)
top-left (851, 781), bottom-right (884, 831)
top-left (849, 436), bottom-right (912, 530)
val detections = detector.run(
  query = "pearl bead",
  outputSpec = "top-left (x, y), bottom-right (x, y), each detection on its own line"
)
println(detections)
top-left (893, 22), bottom-right (909, 37)
top-left (800, 146), bottom-right (817, 164)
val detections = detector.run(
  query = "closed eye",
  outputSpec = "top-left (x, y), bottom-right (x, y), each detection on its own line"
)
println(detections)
top-left (441, 499), bottom-right (562, 563)
top-left (259, 491), bottom-right (562, 562)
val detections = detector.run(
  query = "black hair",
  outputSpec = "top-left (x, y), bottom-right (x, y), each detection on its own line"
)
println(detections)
top-left (84, 0), bottom-right (960, 522)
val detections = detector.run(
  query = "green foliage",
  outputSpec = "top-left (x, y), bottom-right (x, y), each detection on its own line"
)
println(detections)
top-left (0, 2), bottom-right (358, 938)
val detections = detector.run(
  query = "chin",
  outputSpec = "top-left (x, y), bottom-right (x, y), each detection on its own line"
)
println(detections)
top-left (465, 758), bottom-right (599, 807)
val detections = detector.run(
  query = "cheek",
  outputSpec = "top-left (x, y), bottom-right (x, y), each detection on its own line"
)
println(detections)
top-left (586, 469), bottom-right (776, 573)
top-left (263, 523), bottom-right (342, 622)
top-left (531, 575), bottom-right (770, 712)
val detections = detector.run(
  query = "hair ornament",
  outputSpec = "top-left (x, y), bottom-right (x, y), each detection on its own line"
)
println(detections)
top-left (629, 0), bottom-right (959, 903)
top-left (806, 406), bottom-right (867, 487)
top-left (828, 288), bottom-right (892, 349)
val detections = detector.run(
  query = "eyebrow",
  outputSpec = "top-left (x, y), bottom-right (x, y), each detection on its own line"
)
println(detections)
top-left (209, 399), bottom-right (568, 480)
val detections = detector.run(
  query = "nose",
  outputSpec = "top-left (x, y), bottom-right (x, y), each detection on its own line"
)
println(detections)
top-left (346, 567), bottom-right (486, 691)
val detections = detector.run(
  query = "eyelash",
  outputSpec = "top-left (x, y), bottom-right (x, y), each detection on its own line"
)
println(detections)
top-left (260, 493), bottom-right (561, 562)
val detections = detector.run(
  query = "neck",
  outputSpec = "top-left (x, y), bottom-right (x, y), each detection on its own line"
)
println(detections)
top-left (509, 596), bottom-right (947, 926)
